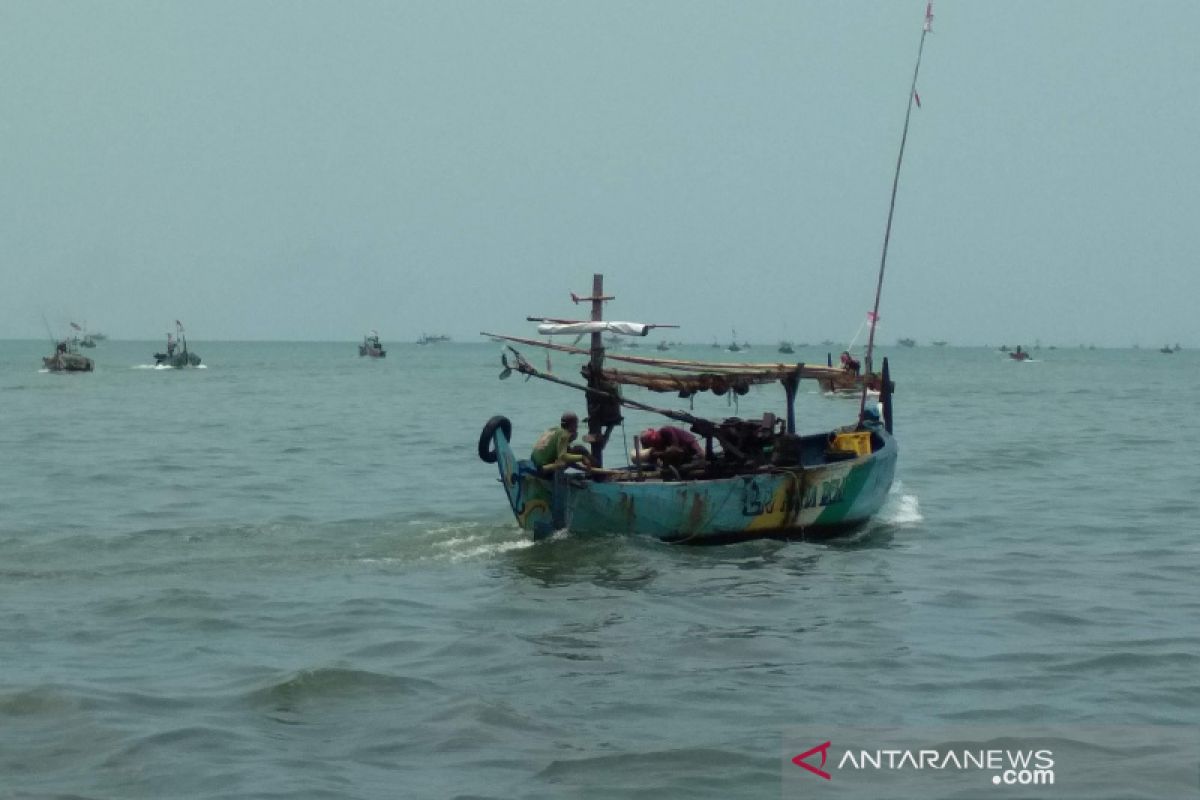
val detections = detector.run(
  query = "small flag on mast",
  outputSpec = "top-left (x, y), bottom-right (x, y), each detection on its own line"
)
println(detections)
top-left (914, 91), bottom-right (922, 108)
top-left (924, 2), bottom-right (934, 33)
top-left (70, 322), bottom-right (81, 330)
top-left (867, 311), bottom-right (880, 324)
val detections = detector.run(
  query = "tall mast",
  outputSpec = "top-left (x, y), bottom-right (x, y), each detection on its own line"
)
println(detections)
top-left (860, 2), bottom-right (934, 422)
top-left (587, 273), bottom-right (607, 465)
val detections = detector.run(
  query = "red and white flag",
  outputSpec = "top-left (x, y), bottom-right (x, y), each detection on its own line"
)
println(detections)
top-left (866, 311), bottom-right (880, 324)
top-left (914, 91), bottom-right (922, 108)
top-left (924, 2), bottom-right (934, 33)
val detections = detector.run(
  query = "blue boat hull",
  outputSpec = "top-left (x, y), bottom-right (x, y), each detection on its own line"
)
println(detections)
top-left (484, 420), bottom-right (896, 544)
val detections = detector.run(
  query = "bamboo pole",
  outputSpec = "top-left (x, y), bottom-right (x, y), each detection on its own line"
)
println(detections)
top-left (482, 331), bottom-right (847, 380)
top-left (588, 274), bottom-right (605, 465)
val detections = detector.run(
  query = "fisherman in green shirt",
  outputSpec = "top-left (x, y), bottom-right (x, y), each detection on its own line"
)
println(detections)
top-left (531, 411), bottom-right (593, 472)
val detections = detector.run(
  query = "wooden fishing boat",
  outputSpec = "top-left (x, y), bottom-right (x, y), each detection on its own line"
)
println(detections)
top-left (817, 368), bottom-right (883, 395)
top-left (1009, 346), bottom-right (1030, 362)
top-left (479, 277), bottom-right (896, 543)
top-left (476, 4), bottom-right (934, 543)
top-left (813, 348), bottom-right (883, 395)
top-left (154, 321), bottom-right (201, 368)
top-left (359, 331), bottom-right (386, 358)
top-left (43, 339), bottom-right (94, 372)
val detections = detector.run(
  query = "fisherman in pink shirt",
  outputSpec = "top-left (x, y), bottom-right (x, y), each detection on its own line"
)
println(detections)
top-left (637, 425), bottom-right (704, 466)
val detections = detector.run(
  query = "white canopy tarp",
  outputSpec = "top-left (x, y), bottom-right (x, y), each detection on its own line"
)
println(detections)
top-left (536, 321), bottom-right (651, 337)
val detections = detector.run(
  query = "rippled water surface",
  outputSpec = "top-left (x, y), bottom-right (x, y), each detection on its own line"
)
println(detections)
top-left (2, 340), bottom-right (1197, 798)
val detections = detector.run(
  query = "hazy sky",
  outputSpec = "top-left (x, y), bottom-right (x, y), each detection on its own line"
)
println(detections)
top-left (3, 1), bottom-right (1197, 346)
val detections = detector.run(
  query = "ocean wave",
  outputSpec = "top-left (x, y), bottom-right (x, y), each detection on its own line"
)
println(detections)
top-left (243, 667), bottom-right (443, 710)
top-left (537, 746), bottom-right (773, 791)
top-left (0, 686), bottom-right (80, 717)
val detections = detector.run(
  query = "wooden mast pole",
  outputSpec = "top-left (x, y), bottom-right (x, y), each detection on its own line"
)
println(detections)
top-left (588, 273), bottom-right (606, 466)
top-left (859, 2), bottom-right (933, 424)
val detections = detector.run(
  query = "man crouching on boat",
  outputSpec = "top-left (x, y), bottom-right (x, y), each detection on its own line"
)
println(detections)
top-left (635, 426), bottom-right (705, 468)
top-left (531, 412), bottom-right (594, 473)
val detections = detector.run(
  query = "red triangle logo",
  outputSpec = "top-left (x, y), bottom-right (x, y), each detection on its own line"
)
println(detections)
top-left (791, 741), bottom-right (832, 780)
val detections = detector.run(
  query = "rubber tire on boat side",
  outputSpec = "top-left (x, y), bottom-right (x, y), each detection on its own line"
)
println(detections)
top-left (478, 416), bottom-right (513, 464)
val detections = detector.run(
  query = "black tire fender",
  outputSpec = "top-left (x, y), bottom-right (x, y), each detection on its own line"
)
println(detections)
top-left (478, 416), bottom-right (513, 463)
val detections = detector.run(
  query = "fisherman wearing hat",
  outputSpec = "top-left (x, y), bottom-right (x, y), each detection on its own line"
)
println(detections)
top-left (530, 411), bottom-right (594, 473)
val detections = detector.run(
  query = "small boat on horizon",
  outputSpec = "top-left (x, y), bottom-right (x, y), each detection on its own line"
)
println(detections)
top-left (1009, 345), bottom-right (1030, 361)
top-left (417, 333), bottom-right (451, 345)
top-left (154, 321), bottom-right (201, 368)
top-left (359, 331), bottom-right (386, 358)
top-left (68, 322), bottom-right (97, 348)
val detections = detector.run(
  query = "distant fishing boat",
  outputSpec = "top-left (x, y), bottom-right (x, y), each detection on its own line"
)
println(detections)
top-left (43, 338), bottom-right (93, 373)
top-left (359, 331), bottom-right (386, 358)
top-left (416, 333), bottom-right (451, 345)
top-left (932, 340), bottom-right (947, 347)
top-left (897, 337), bottom-right (916, 347)
top-left (817, 349), bottom-right (883, 395)
top-left (820, 310), bottom-right (882, 396)
top-left (778, 341), bottom-right (795, 354)
top-left (1009, 345), bottom-right (1030, 361)
top-left (154, 321), bottom-right (201, 368)
top-left (68, 322), bottom-right (96, 348)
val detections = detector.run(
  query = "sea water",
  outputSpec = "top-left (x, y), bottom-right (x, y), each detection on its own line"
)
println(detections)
top-left (2, 340), bottom-right (1197, 798)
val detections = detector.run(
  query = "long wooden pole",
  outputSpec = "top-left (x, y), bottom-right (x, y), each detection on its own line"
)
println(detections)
top-left (482, 331), bottom-right (848, 379)
top-left (588, 274), bottom-right (606, 465)
top-left (508, 354), bottom-right (749, 461)
top-left (859, 3), bottom-right (933, 423)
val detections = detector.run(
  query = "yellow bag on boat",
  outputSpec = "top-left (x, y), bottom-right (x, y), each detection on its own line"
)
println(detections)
top-left (831, 431), bottom-right (872, 457)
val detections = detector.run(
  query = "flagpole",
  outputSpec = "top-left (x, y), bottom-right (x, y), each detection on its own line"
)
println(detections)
top-left (860, 2), bottom-right (934, 423)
